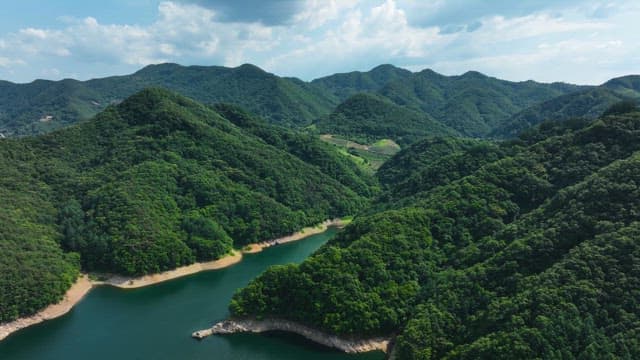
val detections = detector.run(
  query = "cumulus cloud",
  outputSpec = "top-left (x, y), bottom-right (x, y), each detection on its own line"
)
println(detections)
top-left (0, 0), bottom-right (638, 84)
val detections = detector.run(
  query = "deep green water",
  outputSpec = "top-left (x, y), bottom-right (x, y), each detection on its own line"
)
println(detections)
top-left (0, 228), bottom-right (384, 360)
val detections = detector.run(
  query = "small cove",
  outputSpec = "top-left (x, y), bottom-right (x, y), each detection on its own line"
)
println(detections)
top-left (0, 228), bottom-right (384, 360)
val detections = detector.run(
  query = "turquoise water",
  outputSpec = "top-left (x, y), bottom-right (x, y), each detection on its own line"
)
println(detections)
top-left (0, 228), bottom-right (384, 360)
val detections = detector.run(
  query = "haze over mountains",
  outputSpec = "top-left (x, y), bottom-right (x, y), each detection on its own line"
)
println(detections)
top-left (1, 63), bottom-right (638, 141)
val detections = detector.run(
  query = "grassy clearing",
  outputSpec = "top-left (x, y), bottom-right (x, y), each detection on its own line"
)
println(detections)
top-left (320, 134), bottom-right (400, 171)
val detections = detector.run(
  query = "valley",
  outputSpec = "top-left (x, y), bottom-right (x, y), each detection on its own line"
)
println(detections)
top-left (1, 63), bottom-right (639, 360)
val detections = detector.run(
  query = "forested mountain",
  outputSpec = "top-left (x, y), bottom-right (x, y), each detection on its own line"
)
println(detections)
top-left (0, 63), bottom-right (600, 141)
top-left (0, 88), bottom-right (375, 322)
top-left (0, 63), bottom-right (337, 136)
top-left (494, 75), bottom-right (640, 138)
top-left (373, 70), bottom-right (583, 137)
top-left (311, 64), bottom-right (413, 102)
top-left (230, 109), bottom-right (640, 358)
top-left (314, 93), bottom-right (457, 146)
top-left (312, 66), bottom-right (586, 141)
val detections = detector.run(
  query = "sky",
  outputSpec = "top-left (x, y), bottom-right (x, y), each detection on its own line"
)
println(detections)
top-left (0, 0), bottom-right (638, 84)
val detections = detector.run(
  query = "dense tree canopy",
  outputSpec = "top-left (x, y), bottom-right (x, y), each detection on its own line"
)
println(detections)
top-left (0, 88), bottom-right (375, 322)
top-left (231, 110), bottom-right (640, 358)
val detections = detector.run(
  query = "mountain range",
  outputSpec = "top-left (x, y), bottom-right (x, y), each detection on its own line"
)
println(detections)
top-left (2, 63), bottom-right (638, 142)
top-left (1, 63), bottom-right (640, 358)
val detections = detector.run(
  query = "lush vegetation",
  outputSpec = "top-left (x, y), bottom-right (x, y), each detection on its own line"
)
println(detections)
top-left (231, 110), bottom-right (640, 358)
top-left (0, 141), bottom-right (79, 322)
top-left (310, 64), bottom-right (413, 102)
top-left (0, 63), bottom-right (338, 136)
top-left (315, 93), bottom-right (457, 146)
top-left (494, 76), bottom-right (640, 138)
top-left (319, 135), bottom-right (401, 171)
top-left (312, 66), bottom-right (591, 141)
top-left (3, 64), bottom-right (640, 357)
top-left (3, 62), bottom-right (637, 146)
top-left (0, 88), bottom-right (375, 322)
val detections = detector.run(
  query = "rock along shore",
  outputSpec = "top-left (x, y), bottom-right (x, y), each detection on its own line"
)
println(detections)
top-left (193, 318), bottom-right (390, 354)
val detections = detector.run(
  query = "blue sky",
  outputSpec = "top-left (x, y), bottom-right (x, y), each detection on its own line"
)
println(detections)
top-left (0, 0), bottom-right (638, 84)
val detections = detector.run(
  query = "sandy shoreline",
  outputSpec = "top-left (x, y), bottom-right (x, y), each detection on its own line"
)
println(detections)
top-left (242, 218), bottom-right (346, 254)
top-left (94, 250), bottom-right (243, 289)
top-left (0, 274), bottom-right (93, 341)
top-left (0, 218), bottom-right (345, 341)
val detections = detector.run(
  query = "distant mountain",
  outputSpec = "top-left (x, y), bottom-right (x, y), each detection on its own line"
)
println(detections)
top-left (2, 63), bottom-right (637, 142)
top-left (315, 93), bottom-right (457, 146)
top-left (376, 70), bottom-right (585, 137)
top-left (602, 74), bottom-right (640, 97)
top-left (311, 64), bottom-right (413, 101)
top-left (313, 67), bottom-right (585, 138)
top-left (0, 88), bottom-right (375, 322)
top-left (494, 75), bottom-right (640, 138)
top-left (0, 63), bottom-right (337, 136)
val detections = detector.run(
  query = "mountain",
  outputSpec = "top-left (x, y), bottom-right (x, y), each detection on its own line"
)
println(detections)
top-left (1, 64), bottom-right (592, 141)
top-left (314, 93), bottom-right (458, 146)
top-left (375, 70), bottom-right (585, 137)
top-left (0, 63), bottom-right (337, 136)
top-left (602, 74), bottom-right (640, 97)
top-left (311, 64), bottom-right (413, 101)
top-left (230, 109), bottom-right (640, 358)
top-left (494, 75), bottom-right (640, 138)
top-left (0, 88), bottom-right (375, 322)
top-left (313, 67), bottom-right (586, 139)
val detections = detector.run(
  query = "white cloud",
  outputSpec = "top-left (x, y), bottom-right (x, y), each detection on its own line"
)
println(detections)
top-left (0, 56), bottom-right (25, 68)
top-left (0, 0), bottom-right (638, 84)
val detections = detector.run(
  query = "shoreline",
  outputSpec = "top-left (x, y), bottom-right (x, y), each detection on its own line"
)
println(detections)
top-left (194, 318), bottom-right (390, 354)
top-left (94, 250), bottom-right (243, 289)
top-left (242, 218), bottom-right (347, 254)
top-left (0, 274), bottom-right (93, 341)
top-left (0, 218), bottom-right (346, 342)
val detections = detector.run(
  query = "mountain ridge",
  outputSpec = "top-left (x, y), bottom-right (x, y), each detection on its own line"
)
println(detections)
top-left (4, 63), bottom-right (635, 140)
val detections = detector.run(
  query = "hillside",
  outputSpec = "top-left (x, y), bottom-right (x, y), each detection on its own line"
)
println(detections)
top-left (1, 63), bottom-right (593, 140)
top-left (0, 88), bottom-right (375, 323)
top-left (0, 63), bottom-right (337, 136)
top-left (230, 110), bottom-right (640, 358)
top-left (494, 75), bottom-right (640, 138)
top-left (376, 70), bottom-right (584, 137)
top-left (315, 93), bottom-right (457, 146)
top-left (311, 64), bottom-right (413, 102)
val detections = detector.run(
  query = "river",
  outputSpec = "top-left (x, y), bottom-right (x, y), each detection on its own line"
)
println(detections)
top-left (0, 228), bottom-right (384, 360)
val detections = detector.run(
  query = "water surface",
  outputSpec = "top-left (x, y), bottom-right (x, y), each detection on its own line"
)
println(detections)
top-left (0, 228), bottom-right (384, 360)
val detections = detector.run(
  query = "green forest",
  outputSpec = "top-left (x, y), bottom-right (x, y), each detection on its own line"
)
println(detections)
top-left (231, 107), bottom-right (640, 359)
top-left (4, 63), bottom-right (637, 141)
top-left (1, 62), bottom-right (640, 359)
top-left (0, 88), bottom-right (375, 322)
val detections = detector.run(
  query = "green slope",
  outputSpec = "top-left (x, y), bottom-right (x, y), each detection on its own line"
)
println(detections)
top-left (315, 93), bottom-right (458, 146)
top-left (377, 70), bottom-right (584, 137)
top-left (0, 88), bottom-right (375, 322)
top-left (494, 75), bottom-right (640, 138)
top-left (311, 64), bottom-right (413, 102)
top-left (0, 63), bottom-right (337, 136)
top-left (230, 110), bottom-right (640, 358)
top-left (1, 64), bottom-right (594, 141)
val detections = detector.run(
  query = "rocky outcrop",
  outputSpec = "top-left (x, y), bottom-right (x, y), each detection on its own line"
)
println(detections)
top-left (194, 318), bottom-right (390, 353)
